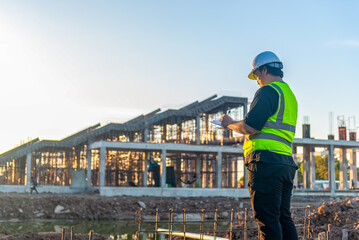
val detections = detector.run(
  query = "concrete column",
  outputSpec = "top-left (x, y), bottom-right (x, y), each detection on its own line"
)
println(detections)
top-left (350, 149), bottom-right (357, 189)
top-left (217, 152), bottom-right (222, 188)
top-left (196, 115), bottom-right (201, 145)
top-left (292, 147), bottom-right (298, 188)
top-left (87, 147), bottom-right (92, 188)
top-left (234, 157), bottom-right (238, 188)
top-left (38, 153), bottom-right (42, 184)
top-left (161, 149), bottom-right (167, 188)
top-left (76, 149), bottom-right (81, 170)
top-left (26, 152), bottom-right (32, 187)
top-left (144, 128), bottom-right (149, 142)
top-left (328, 144), bottom-right (336, 195)
top-left (205, 114), bottom-right (209, 143)
top-left (243, 161), bottom-right (248, 189)
top-left (162, 125), bottom-right (167, 143)
top-left (143, 152), bottom-right (149, 187)
top-left (99, 147), bottom-right (106, 188)
top-left (303, 146), bottom-right (311, 189)
top-left (177, 122), bottom-right (182, 143)
top-left (243, 103), bottom-right (248, 117)
top-left (195, 154), bottom-right (202, 187)
top-left (339, 148), bottom-right (348, 190)
top-left (310, 148), bottom-right (316, 190)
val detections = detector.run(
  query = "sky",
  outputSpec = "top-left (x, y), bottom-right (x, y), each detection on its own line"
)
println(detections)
top-left (0, 0), bottom-right (358, 153)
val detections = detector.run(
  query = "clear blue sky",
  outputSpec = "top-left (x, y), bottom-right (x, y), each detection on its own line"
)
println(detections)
top-left (0, 0), bottom-right (358, 152)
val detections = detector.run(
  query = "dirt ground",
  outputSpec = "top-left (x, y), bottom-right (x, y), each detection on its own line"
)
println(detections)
top-left (0, 192), bottom-right (358, 239)
top-left (0, 192), bottom-right (326, 221)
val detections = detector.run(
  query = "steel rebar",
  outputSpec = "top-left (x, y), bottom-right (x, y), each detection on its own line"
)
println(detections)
top-left (183, 208), bottom-right (187, 240)
top-left (244, 208), bottom-right (247, 240)
top-left (154, 208), bottom-right (159, 240)
top-left (136, 208), bottom-right (143, 240)
top-left (213, 209), bottom-right (218, 240)
top-left (229, 209), bottom-right (234, 240)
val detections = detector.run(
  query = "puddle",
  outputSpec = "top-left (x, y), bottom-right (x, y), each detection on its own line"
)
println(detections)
top-left (0, 220), bottom-right (231, 239)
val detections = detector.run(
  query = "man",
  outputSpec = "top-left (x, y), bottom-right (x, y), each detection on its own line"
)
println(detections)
top-left (30, 178), bottom-right (38, 194)
top-left (220, 51), bottom-right (298, 239)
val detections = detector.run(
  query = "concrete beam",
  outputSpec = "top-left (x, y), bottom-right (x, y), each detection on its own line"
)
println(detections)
top-left (100, 187), bottom-right (250, 198)
top-left (293, 138), bottom-right (359, 148)
top-left (88, 141), bottom-right (243, 155)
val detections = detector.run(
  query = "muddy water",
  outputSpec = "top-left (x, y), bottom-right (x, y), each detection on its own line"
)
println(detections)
top-left (0, 220), bottom-right (139, 239)
top-left (0, 220), bottom-right (230, 240)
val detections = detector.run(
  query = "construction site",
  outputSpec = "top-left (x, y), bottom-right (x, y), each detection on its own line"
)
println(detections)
top-left (0, 95), bottom-right (358, 198)
top-left (0, 95), bottom-right (359, 239)
top-left (0, 95), bottom-right (248, 194)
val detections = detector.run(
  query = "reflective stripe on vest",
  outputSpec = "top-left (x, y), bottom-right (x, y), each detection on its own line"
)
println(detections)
top-left (243, 82), bottom-right (297, 157)
top-left (249, 132), bottom-right (292, 148)
top-left (263, 121), bottom-right (296, 133)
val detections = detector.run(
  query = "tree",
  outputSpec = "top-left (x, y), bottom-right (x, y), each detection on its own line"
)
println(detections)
top-left (315, 155), bottom-right (328, 180)
top-left (297, 161), bottom-right (303, 183)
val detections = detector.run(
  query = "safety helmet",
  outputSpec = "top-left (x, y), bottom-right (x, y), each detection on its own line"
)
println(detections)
top-left (248, 51), bottom-right (283, 80)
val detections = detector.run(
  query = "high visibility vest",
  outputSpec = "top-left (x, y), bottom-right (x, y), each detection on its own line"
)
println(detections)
top-left (243, 82), bottom-right (298, 156)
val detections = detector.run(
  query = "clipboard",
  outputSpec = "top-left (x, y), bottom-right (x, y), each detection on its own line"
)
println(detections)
top-left (211, 120), bottom-right (224, 127)
top-left (210, 111), bottom-right (231, 128)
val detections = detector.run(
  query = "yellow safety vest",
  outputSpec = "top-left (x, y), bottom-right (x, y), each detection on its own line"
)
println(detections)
top-left (243, 82), bottom-right (298, 156)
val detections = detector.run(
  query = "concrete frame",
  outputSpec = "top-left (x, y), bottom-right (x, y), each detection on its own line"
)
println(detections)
top-left (1, 138), bottom-right (359, 198)
top-left (88, 141), bottom-right (244, 197)
top-left (87, 139), bottom-right (359, 197)
top-left (294, 138), bottom-right (359, 196)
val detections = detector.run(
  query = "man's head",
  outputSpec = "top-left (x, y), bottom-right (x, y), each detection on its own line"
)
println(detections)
top-left (248, 51), bottom-right (283, 86)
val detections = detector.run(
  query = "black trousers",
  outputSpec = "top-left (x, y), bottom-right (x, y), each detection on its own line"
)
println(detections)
top-left (31, 186), bottom-right (38, 194)
top-left (247, 162), bottom-right (298, 240)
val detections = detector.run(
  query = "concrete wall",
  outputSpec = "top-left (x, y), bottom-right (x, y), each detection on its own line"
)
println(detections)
top-left (293, 190), bottom-right (359, 197)
top-left (1, 185), bottom-right (359, 198)
top-left (0, 185), bottom-right (88, 194)
top-left (100, 187), bottom-right (250, 198)
top-left (70, 169), bottom-right (87, 190)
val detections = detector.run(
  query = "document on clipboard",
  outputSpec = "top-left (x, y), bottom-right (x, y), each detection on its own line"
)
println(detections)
top-left (211, 120), bottom-right (224, 127)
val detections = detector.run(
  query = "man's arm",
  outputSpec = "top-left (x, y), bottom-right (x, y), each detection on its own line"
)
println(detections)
top-left (220, 115), bottom-right (258, 135)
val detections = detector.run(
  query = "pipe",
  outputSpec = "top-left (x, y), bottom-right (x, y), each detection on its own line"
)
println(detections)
top-left (157, 228), bottom-right (229, 240)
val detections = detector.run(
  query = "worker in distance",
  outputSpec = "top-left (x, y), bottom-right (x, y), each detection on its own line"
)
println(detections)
top-left (220, 51), bottom-right (298, 240)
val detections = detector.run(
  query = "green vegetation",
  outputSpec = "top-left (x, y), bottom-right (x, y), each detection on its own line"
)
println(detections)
top-left (296, 153), bottom-right (341, 182)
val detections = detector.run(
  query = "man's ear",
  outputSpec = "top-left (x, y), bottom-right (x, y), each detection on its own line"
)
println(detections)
top-left (262, 66), bottom-right (268, 75)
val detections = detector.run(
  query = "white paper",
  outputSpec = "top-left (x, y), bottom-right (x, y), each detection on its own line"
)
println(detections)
top-left (211, 120), bottom-right (223, 127)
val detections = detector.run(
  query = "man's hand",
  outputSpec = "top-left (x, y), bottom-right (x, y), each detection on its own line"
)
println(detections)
top-left (220, 115), bottom-right (259, 135)
top-left (220, 114), bottom-right (235, 128)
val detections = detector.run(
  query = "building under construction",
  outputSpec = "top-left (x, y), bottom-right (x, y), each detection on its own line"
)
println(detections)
top-left (0, 94), bottom-right (358, 198)
top-left (0, 95), bottom-right (248, 195)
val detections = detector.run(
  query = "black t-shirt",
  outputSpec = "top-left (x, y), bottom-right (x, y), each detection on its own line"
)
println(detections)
top-left (244, 84), bottom-right (298, 168)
